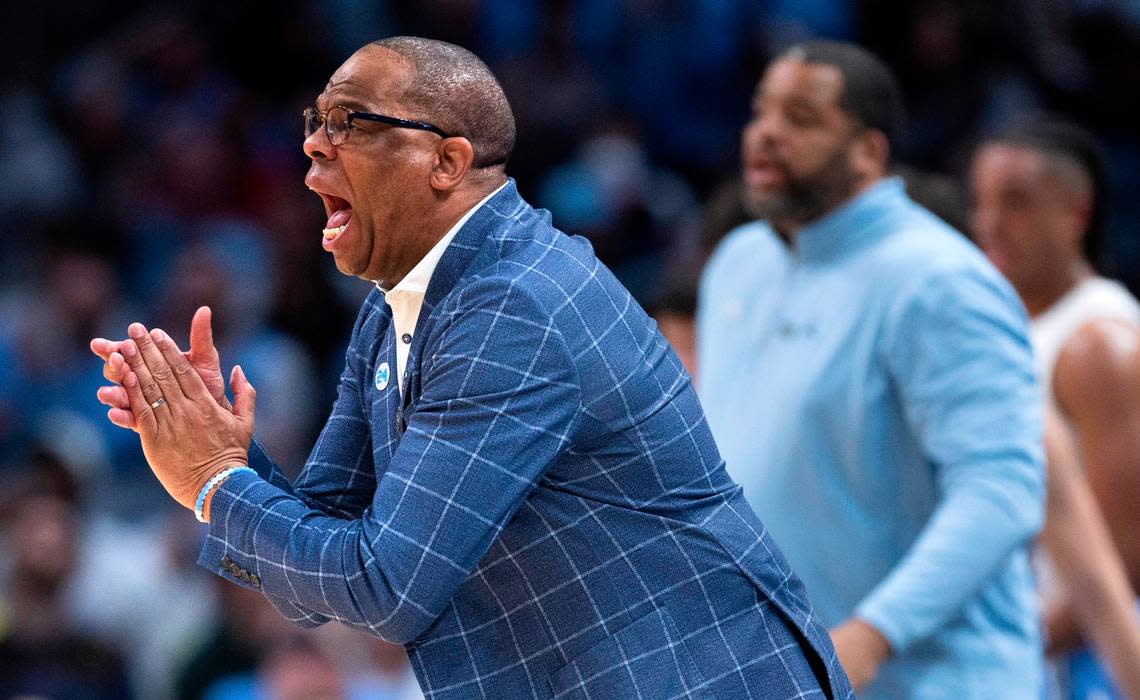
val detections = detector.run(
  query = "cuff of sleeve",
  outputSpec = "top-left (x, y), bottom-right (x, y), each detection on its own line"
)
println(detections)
top-left (197, 470), bottom-right (263, 590)
top-left (854, 598), bottom-right (911, 653)
top-left (195, 470), bottom-right (330, 627)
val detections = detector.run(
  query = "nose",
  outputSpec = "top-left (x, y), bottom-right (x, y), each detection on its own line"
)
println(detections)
top-left (742, 113), bottom-right (778, 153)
top-left (303, 125), bottom-right (335, 161)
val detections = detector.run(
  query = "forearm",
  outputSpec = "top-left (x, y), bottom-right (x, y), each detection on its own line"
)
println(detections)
top-left (856, 468), bottom-right (1043, 650)
top-left (200, 471), bottom-right (441, 643)
top-left (1051, 592), bottom-right (1140, 698)
top-left (1042, 451), bottom-right (1140, 698)
top-left (212, 438), bottom-right (365, 520)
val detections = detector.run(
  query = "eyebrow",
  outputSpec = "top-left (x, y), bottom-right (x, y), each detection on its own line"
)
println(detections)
top-left (316, 79), bottom-right (374, 110)
top-left (784, 97), bottom-right (823, 113)
top-left (315, 93), bottom-right (373, 113)
top-left (752, 92), bottom-right (824, 112)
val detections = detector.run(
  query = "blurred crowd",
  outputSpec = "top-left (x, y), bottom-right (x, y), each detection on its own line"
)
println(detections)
top-left (2, 0), bottom-right (1139, 698)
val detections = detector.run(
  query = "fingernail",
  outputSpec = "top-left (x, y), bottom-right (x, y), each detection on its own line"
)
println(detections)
top-left (122, 341), bottom-right (136, 357)
top-left (124, 372), bottom-right (136, 387)
top-left (151, 328), bottom-right (167, 345)
top-left (129, 323), bottom-right (146, 339)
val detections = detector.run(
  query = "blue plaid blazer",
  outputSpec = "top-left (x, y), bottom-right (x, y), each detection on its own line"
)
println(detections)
top-left (200, 181), bottom-right (853, 699)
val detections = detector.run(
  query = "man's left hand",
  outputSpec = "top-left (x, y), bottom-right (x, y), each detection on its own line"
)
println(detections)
top-left (830, 617), bottom-right (891, 692)
top-left (118, 322), bottom-right (256, 511)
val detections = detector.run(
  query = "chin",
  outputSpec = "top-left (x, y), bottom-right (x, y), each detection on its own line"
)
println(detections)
top-left (743, 192), bottom-right (783, 220)
top-left (332, 255), bottom-right (363, 278)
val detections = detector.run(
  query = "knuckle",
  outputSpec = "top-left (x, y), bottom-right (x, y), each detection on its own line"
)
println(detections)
top-left (151, 364), bottom-right (172, 381)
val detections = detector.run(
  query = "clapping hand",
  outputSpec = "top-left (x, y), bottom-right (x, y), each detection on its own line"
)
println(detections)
top-left (90, 309), bottom-right (256, 514)
top-left (91, 306), bottom-right (231, 431)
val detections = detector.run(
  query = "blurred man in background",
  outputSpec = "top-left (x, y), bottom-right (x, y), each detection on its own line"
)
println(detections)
top-left (0, 456), bottom-right (133, 699)
top-left (972, 118), bottom-right (1140, 699)
top-left (698, 41), bottom-right (1045, 696)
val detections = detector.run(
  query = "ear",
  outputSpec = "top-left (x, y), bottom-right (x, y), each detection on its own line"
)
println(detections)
top-left (850, 129), bottom-right (890, 182)
top-left (429, 137), bottom-right (475, 192)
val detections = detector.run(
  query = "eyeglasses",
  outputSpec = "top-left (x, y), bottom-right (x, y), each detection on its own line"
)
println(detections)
top-left (303, 106), bottom-right (450, 146)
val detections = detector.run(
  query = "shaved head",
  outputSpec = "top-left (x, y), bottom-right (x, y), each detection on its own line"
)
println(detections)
top-left (370, 36), bottom-right (516, 171)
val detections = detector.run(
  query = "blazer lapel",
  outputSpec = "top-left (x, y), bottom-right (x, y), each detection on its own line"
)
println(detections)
top-left (369, 312), bottom-right (404, 452)
top-left (402, 179), bottom-right (526, 411)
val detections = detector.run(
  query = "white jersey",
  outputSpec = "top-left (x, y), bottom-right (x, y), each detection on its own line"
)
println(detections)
top-left (1031, 276), bottom-right (1140, 604)
top-left (1031, 276), bottom-right (1140, 403)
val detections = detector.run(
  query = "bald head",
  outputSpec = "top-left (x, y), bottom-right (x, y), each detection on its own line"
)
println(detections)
top-left (370, 37), bottom-right (516, 171)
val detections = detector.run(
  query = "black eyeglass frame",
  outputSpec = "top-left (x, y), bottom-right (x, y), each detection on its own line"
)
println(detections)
top-left (303, 106), bottom-right (451, 144)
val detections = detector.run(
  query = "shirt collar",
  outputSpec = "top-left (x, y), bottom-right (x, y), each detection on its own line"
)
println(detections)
top-left (792, 176), bottom-right (907, 263)
top-left (377, 181), bottom-right (508, 296)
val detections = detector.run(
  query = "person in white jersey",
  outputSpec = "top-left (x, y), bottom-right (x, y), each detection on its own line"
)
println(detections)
top-left (971, 116), bottom-right (1140, 698)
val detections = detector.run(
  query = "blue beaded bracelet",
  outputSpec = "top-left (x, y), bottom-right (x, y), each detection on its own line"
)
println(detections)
top-left (195, 466), bottom-right (257, 523)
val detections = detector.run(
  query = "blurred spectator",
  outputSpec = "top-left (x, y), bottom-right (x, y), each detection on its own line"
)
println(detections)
top-left (199, 632), bottom-right (422, 700)
top-left (536, 125), bottom-right (697, 304)
top-left (0, 454), bottom-right (134, 699)
top-left (1, 223), bottom-right (145, 478)
top-left (176, 577), bottom-right (421, 700)
top-left (896, 165), bottom-right (969, 234)
top-left (175, 579), bottom-right (298, 700)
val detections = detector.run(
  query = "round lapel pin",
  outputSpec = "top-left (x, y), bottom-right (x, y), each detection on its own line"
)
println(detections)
top-left (375, 362), bottom-right (391, 390)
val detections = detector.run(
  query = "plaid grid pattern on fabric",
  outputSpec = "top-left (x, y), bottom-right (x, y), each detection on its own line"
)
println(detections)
top-left (199, 180), bottom-right (854, 699)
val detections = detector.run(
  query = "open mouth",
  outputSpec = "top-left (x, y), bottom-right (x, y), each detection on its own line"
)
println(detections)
top-left (319, 193), bottom-right (353, 247)
top-left (743, 156), bottom-right (785, 188)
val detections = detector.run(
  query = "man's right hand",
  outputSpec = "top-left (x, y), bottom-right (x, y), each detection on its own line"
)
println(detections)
top-left (91, 306), bottom-right (231, 430)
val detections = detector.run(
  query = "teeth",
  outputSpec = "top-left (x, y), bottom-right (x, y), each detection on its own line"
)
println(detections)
top-left (322, 225), bottom-right (347, 240)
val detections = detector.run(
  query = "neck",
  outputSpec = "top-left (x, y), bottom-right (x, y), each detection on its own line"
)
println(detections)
top-left (435, 178), bottom-right (503, 238)
top-left (1022, 259), bottom-right (1094, 317)
top-left (772, 175), bottom-right (882, 246)
top-left (379, 178), bottom-right (505, 288)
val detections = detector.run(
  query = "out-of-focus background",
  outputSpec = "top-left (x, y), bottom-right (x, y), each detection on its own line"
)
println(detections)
top-left (0, 1), bottom-right (1138, 698)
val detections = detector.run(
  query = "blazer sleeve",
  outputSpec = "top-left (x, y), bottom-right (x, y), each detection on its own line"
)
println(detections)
top-left (200, 299), bottom-right (378, 626)
top-left (198, 278), bottom-right (582, 643)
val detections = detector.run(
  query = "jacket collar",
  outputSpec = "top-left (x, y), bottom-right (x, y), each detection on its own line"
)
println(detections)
top-left (791, 176), bottom-right (907, 264)
top-left (422, 177), bottom-right (522, 308)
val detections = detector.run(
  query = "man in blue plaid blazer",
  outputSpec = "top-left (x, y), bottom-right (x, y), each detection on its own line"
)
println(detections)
top-left (93, 37), bottom-right (852, 699)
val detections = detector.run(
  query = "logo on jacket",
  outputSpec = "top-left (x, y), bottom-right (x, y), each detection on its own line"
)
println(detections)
top-left (375, 362), bottom-right (391, 390)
